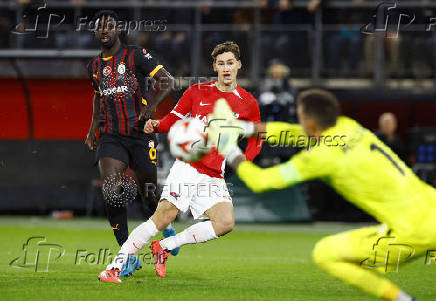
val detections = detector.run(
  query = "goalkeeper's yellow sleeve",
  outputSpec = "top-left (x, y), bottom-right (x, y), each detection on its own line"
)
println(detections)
top-left (265, 122), bottom-right (310, 147)
top-left (236, 160), bottom-right (303, 193)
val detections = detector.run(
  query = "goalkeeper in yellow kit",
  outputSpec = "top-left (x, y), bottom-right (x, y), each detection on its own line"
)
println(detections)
top-left (207, 89), bottom-right (436, 301)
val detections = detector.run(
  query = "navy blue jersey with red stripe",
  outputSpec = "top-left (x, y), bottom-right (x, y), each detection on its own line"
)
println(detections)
top-left (87, 45), bottom-right (163, 137)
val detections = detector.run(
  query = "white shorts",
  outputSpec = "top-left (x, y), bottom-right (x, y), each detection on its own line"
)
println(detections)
top-left (160, 160), bottom-right (232, 220)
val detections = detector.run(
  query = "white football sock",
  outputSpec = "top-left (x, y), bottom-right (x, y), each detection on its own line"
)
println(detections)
top-left (395, 291), bottom-right (412, 301)
top-left (160, 221), bottom-right (218, 250)
top-left (107, 219), bottom-right (158, 270)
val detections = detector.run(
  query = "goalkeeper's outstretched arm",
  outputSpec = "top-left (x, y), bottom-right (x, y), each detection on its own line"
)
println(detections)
top-left (226, 120), bottom-right (306, 194)
top-left (226, 120), bottom-right (329, 193)
top-left (231, 158), bottom-right (303, 193)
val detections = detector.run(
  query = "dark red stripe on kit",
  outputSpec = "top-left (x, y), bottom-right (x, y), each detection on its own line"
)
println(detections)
top-left (121, 48), bottom-right (136, 135)
top-left (121, 50), bottom-right (130, 136)
top-left (131, 49), bottom-right (136, 74)
top-left (118, 50), bottom-right (130, 135)
top-left (128, 50), bottom-right (140, 135)
top-left (96, 58), bottom-right (101, 85)
top-left (114, 57), bottom-right (128, 135)
top-left (109, 58), bottom-right (123, 134)
top-left (133, 50), bottom-right (144, 135)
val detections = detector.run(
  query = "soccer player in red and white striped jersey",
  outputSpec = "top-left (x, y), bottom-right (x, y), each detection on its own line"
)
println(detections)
top-left (99, 41), bottom-right (263, 282)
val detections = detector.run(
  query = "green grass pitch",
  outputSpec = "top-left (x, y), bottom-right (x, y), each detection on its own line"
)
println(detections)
top-left (1, 217), bottom-right (435, 301)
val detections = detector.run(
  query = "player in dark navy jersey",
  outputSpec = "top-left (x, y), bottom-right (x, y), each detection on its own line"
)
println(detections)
top-left (85, 10), bottom-right (179, 277)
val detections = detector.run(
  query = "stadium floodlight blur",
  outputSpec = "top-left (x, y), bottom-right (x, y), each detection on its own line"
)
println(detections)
top-left (2, 0), bottom-right (436, 87)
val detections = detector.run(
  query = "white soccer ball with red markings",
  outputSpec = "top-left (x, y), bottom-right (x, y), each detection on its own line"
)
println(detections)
top-left (168, 118), bottom-right (209, 162)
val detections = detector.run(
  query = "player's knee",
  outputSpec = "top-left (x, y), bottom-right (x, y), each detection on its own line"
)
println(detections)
top-left (216, 215), bottom-right (235, 235)
top-left (312, 236), bottom-right (335, 269)
top-left (151, 199), bottom-right (179, 230)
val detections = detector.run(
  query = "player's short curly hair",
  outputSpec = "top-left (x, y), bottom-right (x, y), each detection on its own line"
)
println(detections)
top-left (297, 89), bottom-right (340, 128)
top-left (211, 41), bottom-right (240, 62)
top-left (92, 10), bottom-right (120, 25)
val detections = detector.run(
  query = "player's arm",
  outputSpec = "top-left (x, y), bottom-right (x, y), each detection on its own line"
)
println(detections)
top-left (209, 99), bottom-right (327, 193)
top-left (208, 118), bottom-right (308, 149)
top-left (85, 61), bottom-right (102, 150)
top-left (231, 121), bottom-right (310, 147)
top-left (85, 93), bottom-right (102, 151)
top-left (230, 147), bottom-right (332, 193)
top-left (208, 100), bottom-right (307, 147)
top-left (144, 85), bottom-right (194, 134)
top-left (264, 122), bottom-right (310, 147)
top-left (139, 67), bottom-right (174, 120)
top-left (134, 48), bottom-right (175, 120)
top-left (244, 97), bottom-right (263, 161)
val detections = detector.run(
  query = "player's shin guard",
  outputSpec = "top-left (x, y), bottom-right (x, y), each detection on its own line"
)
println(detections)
top-left (159, 220), bottom-right (218, 251)
top-left (107, 219), bottom-right (158, 270)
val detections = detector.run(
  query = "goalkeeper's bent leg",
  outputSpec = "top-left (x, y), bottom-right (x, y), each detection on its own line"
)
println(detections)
top-left (312, 232), bottom-right (411, 301)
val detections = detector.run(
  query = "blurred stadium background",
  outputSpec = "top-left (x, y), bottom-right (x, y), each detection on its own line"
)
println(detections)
top-left (0, 0), bottom-right (435, 223)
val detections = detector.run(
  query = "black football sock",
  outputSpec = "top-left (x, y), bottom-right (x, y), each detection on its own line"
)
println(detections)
top-left (105, 204), bottom-right (129, 246)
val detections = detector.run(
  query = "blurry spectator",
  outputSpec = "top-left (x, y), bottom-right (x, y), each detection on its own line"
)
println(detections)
top-left (152, 31), bottom-right (190, 76)
top-left (402, 8), bottom-right (435, 79)
top-left (200, 3), bottom-right (232, 75)
top-left (363, 2), bottom-right (412, 77)
top-left (259, 60), bottom-right (297, 122)
top-left (0, 11), bottom-right (13, 49)
top-left (376, 112), bottom-right (407, 163)
top-left (307, 0), bottom-right (322, 13)
top-left (325, 7), bottom-right (363, 77)
top-left (365, 32), bottom-right (401, 77)
top-left (260, 0), bottom-right (312, 75)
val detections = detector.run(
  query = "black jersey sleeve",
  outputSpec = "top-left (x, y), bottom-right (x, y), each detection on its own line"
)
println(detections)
top-left (133, 47), bottom-right (163, 78)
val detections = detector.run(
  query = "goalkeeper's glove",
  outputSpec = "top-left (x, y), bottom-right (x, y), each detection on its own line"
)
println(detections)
top-left (207, 98), bottom-right (255, 157)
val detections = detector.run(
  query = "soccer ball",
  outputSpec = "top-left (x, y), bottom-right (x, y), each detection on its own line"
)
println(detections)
top-left (168, 118), bottom-right (209, 162)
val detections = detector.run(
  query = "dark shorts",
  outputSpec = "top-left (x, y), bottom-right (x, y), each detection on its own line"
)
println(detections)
top-left (96, 133), bottom-right (158, 174)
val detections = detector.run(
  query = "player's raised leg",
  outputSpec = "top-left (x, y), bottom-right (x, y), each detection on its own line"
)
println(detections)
top-left (312, 226), bottom-right (417, 301)
top-left (151, 201), bottom-right (232, 279)
top-left (99, 199), bottom-right (179, 283)
top-left (158, 201), bottom-right (234, 254)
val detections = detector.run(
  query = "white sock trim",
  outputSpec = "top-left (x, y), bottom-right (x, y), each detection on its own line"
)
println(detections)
top-left (395, 291), bottom-right (412, 301)
top-left (107, 219), bottom-right (158, 270)
top-left (160, 221), bottom-right (218, 250)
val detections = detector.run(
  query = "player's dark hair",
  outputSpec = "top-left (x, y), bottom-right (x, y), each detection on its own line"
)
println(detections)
top-left (92, 10), bottom-right (126, 43)
top-left (297, 89), bottom-right (339, 129)
top-left (211, 41), bottom-right (240, 62)
top-left (92, 10), bottom-right (120, 25)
